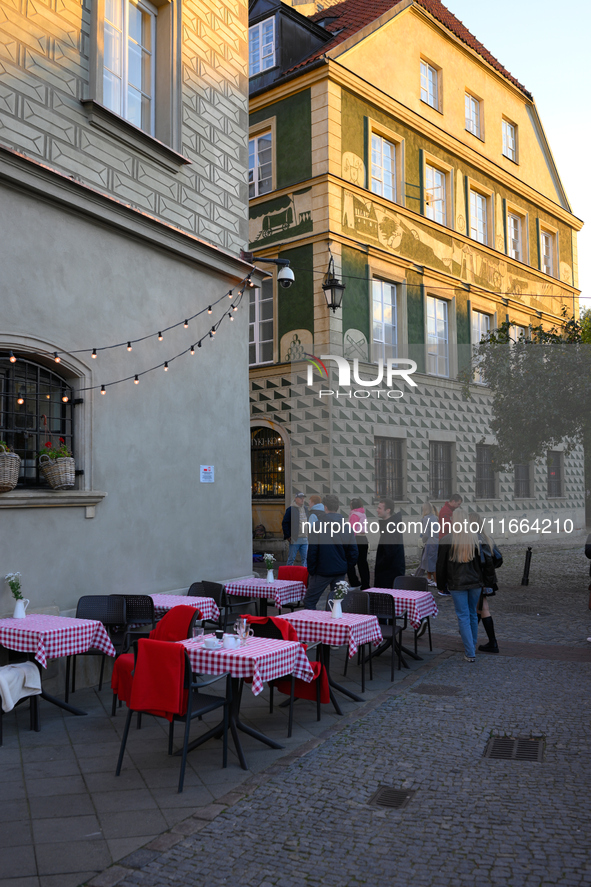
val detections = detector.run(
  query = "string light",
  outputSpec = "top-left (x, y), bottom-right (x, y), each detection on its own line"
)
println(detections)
top-left (54, 352), bottom-right (61, 363)
top-left (127, 342), bottom-right (132, 352)
top-left (164, 361), bottom-right (168, 371)
top-left (62, 394), bottom-right (69, 403)
top-left (197, 341), bottom-right (202, 348)
top-left (17, 394), bottom-right (24, 405)
top-left (101, 385), bottom-right (106, 394)
top-left (246, 275), bottom-right (254, 288)
top-left (184, 320), bottom-right (189, 328)
top-left (9, 351), bottom-right (16, 363)
top-left (92, 349), bottom-right (97, 358)
top-left (190, 345), bottom-right (195, 355)
top-left (134, 375), bottom-right (139, 385)
top-left (228, 312), bottom-right (233, 321)
top-left (232, 304), bottom-right (238, 311)
top-left (209, 331), bottom-right (214, 338)
top-left (228, 291), bottom-right (233, 299)
top-left (158, 332), bottom-right (163, 341)
top-left (210, 327), bottom-right (216, 336)
top-left (207, 306), bottom-right (212, 315)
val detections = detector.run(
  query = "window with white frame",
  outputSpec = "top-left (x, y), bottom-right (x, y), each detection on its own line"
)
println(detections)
top-left (249, 19), bottom-right (275, 76)
top-left (502, 119), bottom-right (517, 161)
top-left (249, 280), bottom-right (273, 365)
top-left (471, 309), bottom-right (490, 384)
top-left (540, 229), bottom-right (555, 276)
top-left (427, 296), bottom-right (449, 377)
top-left (470, 189), bottom-right (488, 244)
top-left (103, 0), bottom-right (157, 133)
top-left (425, 164), bottom-right (446, 224)
top-left (465, 93), bottom-right (481, 137)
top-left (512, 324), bottom-right (527, 341)
top-left (508, 212), bottom-right (523, 261)
top-left (420, 60), bottom-right (439, 109)
top-left (372, 280), bottom-right (397, 362)
top-left (249, 131), bottom-right (273, 198)
top-left (371, 134), bottom-right (396, 202)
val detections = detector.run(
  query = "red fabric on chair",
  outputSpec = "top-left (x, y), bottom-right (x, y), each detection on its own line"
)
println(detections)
top-left (277, 566), bottom-right (309, 587)
top-left (151, 606), bottom-right (200, 641)
top-left (128, 639), bottom-right (187, 722)
top-left (244, 615), bottom-right (299, 642)
top-left (275, 661), bottom-right (329, 703)
top-left (111, 605), bottom-right (200, 705)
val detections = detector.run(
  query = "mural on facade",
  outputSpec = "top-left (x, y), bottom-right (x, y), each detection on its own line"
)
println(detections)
top-left (249, 187), bottom-right (313, 247)
top-left (281, 330), bottom-right (314, 362)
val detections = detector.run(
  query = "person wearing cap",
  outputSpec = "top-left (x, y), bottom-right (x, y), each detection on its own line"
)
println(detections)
top-left (282, 491), bottom-right (309, 566)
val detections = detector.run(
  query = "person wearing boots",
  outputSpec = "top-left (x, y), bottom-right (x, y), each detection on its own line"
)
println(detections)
top-left (469, 511), bottom-right (500, 654)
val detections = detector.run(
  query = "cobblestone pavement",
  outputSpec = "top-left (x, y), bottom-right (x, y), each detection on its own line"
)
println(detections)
top-left (87, 543), bottom-right (591, 887)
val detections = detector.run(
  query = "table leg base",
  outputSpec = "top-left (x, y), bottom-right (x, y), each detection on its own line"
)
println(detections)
top-left (41, 690), bottom-right (87, 716)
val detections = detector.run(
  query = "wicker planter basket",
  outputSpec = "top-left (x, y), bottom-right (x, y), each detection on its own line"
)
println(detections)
top-left (39, 455), bottom-right (75, 490)
top-left (0, 446), bottom-right (21, 492)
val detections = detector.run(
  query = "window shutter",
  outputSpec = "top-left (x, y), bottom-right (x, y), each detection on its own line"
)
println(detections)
top-left (419, 148), bottom-right (424, 215)
top-left (464, 175), bottom-right (470, 236)
top-left (363, 117), bottom-right (369, 190)
top-left (536, 218), bottom-right (542, 270)
top-left (502, 198), bottom-right (507, 254)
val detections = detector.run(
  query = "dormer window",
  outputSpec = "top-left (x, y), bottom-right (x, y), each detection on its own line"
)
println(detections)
top-left (249, 19), bottom-right (275, 76)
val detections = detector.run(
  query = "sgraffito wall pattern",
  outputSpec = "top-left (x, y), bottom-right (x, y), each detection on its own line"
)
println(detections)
top-left (0, 0), bottom-right (249, 253)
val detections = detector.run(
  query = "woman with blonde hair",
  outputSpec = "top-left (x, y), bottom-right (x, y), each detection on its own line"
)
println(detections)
top-left (436, 507), bottom-right (485, 662)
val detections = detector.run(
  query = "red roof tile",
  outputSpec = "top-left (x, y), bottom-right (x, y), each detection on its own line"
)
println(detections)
top-left (293, 0), bottom-right (531, 98)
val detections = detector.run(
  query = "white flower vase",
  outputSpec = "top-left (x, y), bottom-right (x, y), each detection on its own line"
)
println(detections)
top-left (13, 598), bottom-right (30, 619)
top-left (266, 569), bottom-right (275, 583)
top-left (328, 599), bottom-right (343, 619)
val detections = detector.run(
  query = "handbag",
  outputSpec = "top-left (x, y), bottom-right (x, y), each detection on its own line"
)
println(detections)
top-left (491, 543), bottom-right (503, 569)
top-left (479, 541), bottom-right (497, 589)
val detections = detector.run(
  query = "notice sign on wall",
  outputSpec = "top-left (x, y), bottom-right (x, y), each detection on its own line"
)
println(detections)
top-left (200, 465), bottom-right (214, 483)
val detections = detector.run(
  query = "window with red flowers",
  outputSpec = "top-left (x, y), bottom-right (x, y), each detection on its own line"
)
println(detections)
top-left (0, 355), bottom-right (74, 487)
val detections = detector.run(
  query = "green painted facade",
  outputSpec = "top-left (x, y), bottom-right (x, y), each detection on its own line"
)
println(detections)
top-left (277, 243), bottom-right (314, 346)
top-left (250, 89), bottom-right (312, 190)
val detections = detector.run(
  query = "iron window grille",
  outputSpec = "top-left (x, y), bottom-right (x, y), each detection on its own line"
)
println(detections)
top-left (0, 356), bottom-right (74, 487)
top-left (547, 451), bottom-right (563, 497)
top-left (251, 427), bottom-right (284, 499)
top-left (514, 463), bottom-right (531, 498)
top-left (429, 441), bottom-right (452, 500)
top-left (476, 444), bottom-right (496, 499)
top-left (375, 437), bottom-right (403, 501)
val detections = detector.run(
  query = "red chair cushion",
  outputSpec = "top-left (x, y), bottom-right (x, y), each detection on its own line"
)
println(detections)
top-left (111, 652), bottom-right (134, 703)
top-left (275, 661), bottom-right (329, 704)
top-left (277, 566), bottom-right (309, 587)
top-left (128, 639), bottom-right (187, 721)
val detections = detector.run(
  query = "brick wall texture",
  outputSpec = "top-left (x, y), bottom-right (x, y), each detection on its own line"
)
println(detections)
top-left (0, 0), bottom-right (249, 253)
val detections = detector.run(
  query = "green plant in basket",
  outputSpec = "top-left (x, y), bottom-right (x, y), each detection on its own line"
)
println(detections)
top-left (38, 437), bottom-right (72, 460)
top-left (5, 572), bottom-right (23, 600)
top-left (333, 580), bottom-right (350, 601)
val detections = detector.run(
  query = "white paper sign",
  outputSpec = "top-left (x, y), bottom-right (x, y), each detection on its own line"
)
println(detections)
top-left (200, 465), bottom-right (214, 483)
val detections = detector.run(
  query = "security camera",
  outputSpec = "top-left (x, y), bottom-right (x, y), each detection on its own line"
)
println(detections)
top-left (277, 265), bottom-right (295, 289)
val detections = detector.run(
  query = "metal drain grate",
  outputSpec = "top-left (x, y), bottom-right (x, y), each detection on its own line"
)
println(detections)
top-left (505, 606), bottom-right (550, 616)
top-left (368, 787), bottom-right (415, 810)
top-left (410, 684), bottom-right (460, 696)
top-left (483, 737), bottom-right (544, 762)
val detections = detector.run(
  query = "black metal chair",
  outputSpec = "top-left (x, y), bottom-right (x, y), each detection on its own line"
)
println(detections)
top-left (115, 641), bottom-right (231, 793)
top-left (65, 595), bottom-right (127, 701)
top-left (393, 575), bottom-right (432, 653)
top-left (326, 590), bottom-right (373, 693)
top-left (367, 592), bottom-right (403, 682)
top-left (188, 581), bottom-right (221, 630)
top-left (201, 581), bottom-right (257, 631)
top-left (110, 594), bottom-right (156, 650)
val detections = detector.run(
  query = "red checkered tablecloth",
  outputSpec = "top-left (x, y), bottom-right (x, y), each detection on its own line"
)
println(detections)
top-left (0, 614), bottom-right (117, 668)
top-left (224, 579), bottom-right (305, 609)
top-left (180, 635), bottom-right (314, 696)
top-left (366, 588), bottom-right (438, 630)
top-left (149, 594), bottom-right (220, 623)
top-left (281, 610), bottom-right (382, 659)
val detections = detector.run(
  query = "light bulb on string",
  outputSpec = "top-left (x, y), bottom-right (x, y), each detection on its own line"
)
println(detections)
top-left (92, 349), bottom-right (97, 358)
top-left (184, 320), bottom-right (189, 329)
top-left (190, 345), bottom-right (195, 355)
top-left (210, 327), bottom-right (216, 336)
top-left (209, 331), bottom-right (213, 339)
top-left (164, 362), bottom-right (168, 371)
top-left (54, 352), bottom-right (61, 363)
top-left (246, 275), bottom-right (254, 288)
top-left (62, 394), bottom-right (69, 403)
top-left (158, 332), bottom-right (163, 341)
top-left (232, 304), bottom-right (238, 312)
top-left (9, 351), bottom-right (16, 363)
top-left (134, 375), bottom-right (139, 385)
top-left (127, 342), bottom-right (132, 352)
top-left (228, 290), bottom-right (233, 299)
top-left (207, 306), bottom-right (212, 315)
top-left (228, 312), bottom-right (233, 321)
top-left (197, 341), bottom-right (202, 348)
top-left (17, 394), bottom-right (24, 405)
top-left (101, 385), bottom-right (106, 395)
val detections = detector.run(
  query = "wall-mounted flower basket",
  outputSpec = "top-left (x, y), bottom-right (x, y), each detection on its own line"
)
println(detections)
top-left (39, 455), bottom-right (76, 490)
top-left (0, 443), bottom-right (21, 492)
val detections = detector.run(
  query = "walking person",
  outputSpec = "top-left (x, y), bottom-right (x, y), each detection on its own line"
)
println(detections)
top-left (436, 507), bottom-right (483, 662)
top-left (419, 502), bottom-right (439, 587)
top-left (438, 493), bottom-right (463, 537)
top-left (374, 498), bottom-right (405, 588)
top-left (303, 494), bottom-right (358, 610)
top-left (347, 498), bottom-right (370, 589)
top-left (307, 494), bottom-right (325, 529)
top-left (282, 492), bottom-right (308, 567)
top-left (469, 511), bottom-right (501, 654)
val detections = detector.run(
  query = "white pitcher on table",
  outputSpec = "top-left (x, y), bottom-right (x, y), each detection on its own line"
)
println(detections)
top-left (13, 598), bottom-right (30, 619)
top-left (328, 598), bottom-right (343, 619)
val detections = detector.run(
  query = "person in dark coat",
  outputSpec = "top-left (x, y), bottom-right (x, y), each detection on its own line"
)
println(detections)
top-left (304, 494), bottom-right (358, 609)
top-left (374, 498), bottom-right (405, 588)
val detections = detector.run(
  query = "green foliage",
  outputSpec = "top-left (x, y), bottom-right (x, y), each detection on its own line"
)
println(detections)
top-left (459, 312), bottom-right (591, 470)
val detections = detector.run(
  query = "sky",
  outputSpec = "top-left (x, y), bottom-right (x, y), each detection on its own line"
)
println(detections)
top-left (441, 0), bottom-right (589, 311)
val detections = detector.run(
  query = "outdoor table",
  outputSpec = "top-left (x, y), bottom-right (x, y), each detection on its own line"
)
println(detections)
top-left (224, 578), bottom-right (306, 617)
top-left (0, 614), bottom-right (116, 717)
top-left (149, 593), bottom-right (220, 624)
top-left (180, 634), bottom-right (314, 770)
top-left (365, 587), bottom-right (438, 665)
top-left (281, 610), bottom-right (382, 715)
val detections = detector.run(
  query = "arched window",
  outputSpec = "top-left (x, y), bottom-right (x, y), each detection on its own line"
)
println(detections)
top-left (251, 426), bottom-right (284, 499)
top-left (0, 356), bottom-right (74, 487)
